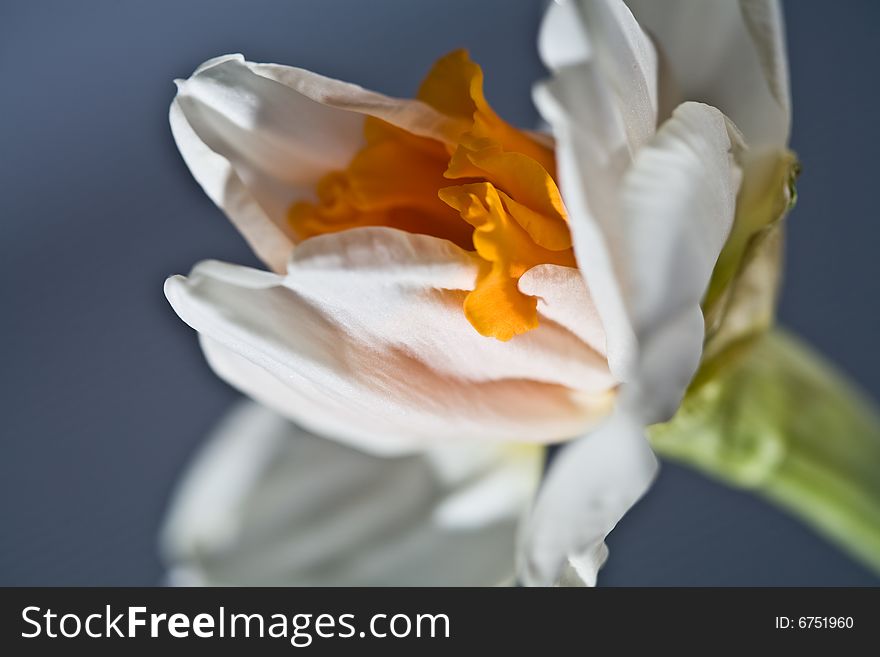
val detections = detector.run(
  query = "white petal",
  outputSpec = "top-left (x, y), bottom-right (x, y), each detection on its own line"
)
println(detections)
top-left (170, 98), bottom-right (294, 272)
top-left (626, 0), bottom-right (790, 148)
top-left (537, 3), bottom-right (740, 400)
top-left (518, 264), bottom-right (607, 359)
top-left (619, 101), bottom-right (741, 421)
top-left (165, 228), bottom-right (614, 454)
top-left (540, 0), bottom-right (658, 151)
top-left (161, 400), bottom-right (541, 586)
top-left (518, 408), bottom-right (658, 586)
top-left (534, 67), bottom-right (639, 381)
top-left (247, 60), bottom-right (464, 144)
top-left (535, 2), bottom-right (660, 382)
top-left (524, 97), bottom-right (739, 585)
top-left (539, 0), bottom-right (593, 68)
top-left (172, 54), bottom-right (459, 271)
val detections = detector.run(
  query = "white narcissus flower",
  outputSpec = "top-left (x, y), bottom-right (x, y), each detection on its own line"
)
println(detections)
top-left (163, 0), bottom-right (792, 586)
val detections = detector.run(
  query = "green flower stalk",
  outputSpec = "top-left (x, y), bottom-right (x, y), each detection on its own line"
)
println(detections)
top-left (651, 329), bottom-right (880, 574)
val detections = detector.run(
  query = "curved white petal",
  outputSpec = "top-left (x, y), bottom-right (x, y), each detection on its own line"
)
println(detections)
top-left (165, 227), bottom-right (614, 455)
top-left (626, 0), bottom-right (790, 149)
top-left (170, 98), bottom-right (294, 273)
top-left (619, 101), bottom-right (741, 421)
top-left (161, 400), bottom-right (542, 586)
top-left (519, 103), bottom-right (738, 585)
top-left (530, 0), bottom-right (743, 583)
top-left (536, 3), bottom-right (740, 395)
top-left (518, 408), bottom-right (658, 586)
top-left (172, 54), bottom-right (459, 271)
top-left (197, 336), bottom-right (423, 455)
top-left (534, 65), bottom-right (638, 382)
top-left (535, 2), bottom-right (660, 382)
top-left (540, 0), bottom-right (658, 151)
top-left (518, 264), bottom-right (607, 359)
top-left (536, 75), bottom-right (740, 420)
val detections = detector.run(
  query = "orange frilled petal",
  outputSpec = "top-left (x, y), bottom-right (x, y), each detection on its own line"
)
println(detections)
top-left (417, 49), bottom-right (557, 176)
top-left (289, 117), bottom-right (474, 248)
top-left (288, 49), bottom-right (575, 341)
top-left (439, 183), bottom-right (574, 340)
top-left (444, 134), bottom-right (571, 251)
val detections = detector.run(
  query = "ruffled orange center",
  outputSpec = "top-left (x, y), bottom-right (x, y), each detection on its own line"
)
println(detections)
top-left (289, 50), bottom-right (575, 341)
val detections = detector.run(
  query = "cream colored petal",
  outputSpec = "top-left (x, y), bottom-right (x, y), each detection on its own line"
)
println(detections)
top-left (162, 400), bottom-right (542, 586)
top-left (165, 228), bottom-right (614, 455)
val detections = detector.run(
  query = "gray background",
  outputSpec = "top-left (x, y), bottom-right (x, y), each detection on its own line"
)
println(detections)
top-left (1, 0), bottom-right (878, 585)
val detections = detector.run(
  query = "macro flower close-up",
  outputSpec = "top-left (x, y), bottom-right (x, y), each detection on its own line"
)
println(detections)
top-left (4, 0), bottom-right (880, 607)
top-left (158, 0), bottom-right (878, 587)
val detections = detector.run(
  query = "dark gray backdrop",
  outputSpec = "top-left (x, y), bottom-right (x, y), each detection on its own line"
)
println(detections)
top-left (2, 0), bottom-right (878, 585)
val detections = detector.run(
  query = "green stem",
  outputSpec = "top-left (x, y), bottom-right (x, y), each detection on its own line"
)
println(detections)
top-left (649, 328), bottom-right (880, 573)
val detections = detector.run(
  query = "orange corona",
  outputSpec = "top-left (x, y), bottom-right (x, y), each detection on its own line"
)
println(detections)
top-left (289, 50), bottom-right (575, 341)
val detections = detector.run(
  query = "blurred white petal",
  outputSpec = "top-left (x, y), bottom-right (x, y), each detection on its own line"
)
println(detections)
top-left (162, 400), bottom-right (541, 586)
top-left (518, 409), bottom-right (658, 586)
top-left (626, 0), bottom-right (790, 149)
top-left (165, 227), bottom-right (614, 455)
